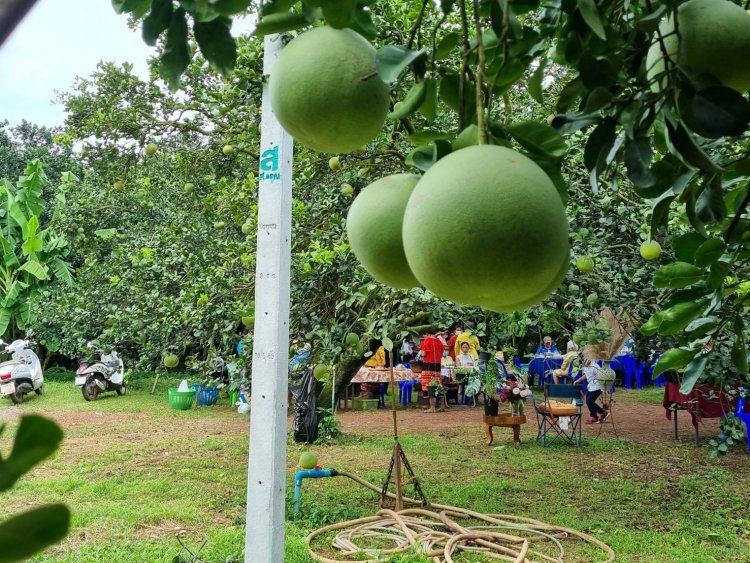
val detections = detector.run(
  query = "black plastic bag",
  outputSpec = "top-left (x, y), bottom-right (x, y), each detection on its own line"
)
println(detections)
top-left (290, 367), bottom-right (319, 444)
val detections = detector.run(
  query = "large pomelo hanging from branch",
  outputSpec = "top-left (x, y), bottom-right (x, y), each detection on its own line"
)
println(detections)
top-left (346, 174), bottom-right (421, 289)
top-left (646, 0), bottom-right (750, 93)
top-left (270, 27), bottom-right (390, 154)
top-left (402, 145), bottom-right (569, 312)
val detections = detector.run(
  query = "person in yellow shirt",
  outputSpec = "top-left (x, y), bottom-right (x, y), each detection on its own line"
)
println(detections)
top-left (364, 346), bottom-right (386, 367)
top-left (454, 329), bottom-right (480, 359)
top-left (552, 341), bottom-right (579, 384)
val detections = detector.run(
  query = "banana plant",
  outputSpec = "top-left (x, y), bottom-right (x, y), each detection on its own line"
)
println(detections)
top-left (0, 161), bottom-right (74, 338)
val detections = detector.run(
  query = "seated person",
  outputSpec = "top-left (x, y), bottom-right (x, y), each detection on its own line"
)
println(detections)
top-left (552, 341), bottom-right (579, 384)
top-left (456, 342), bottom-right (475, 367)
top-left (361, 345), bottom-right (389, 400)
top-left (535, 335), bottom-right (559, 355)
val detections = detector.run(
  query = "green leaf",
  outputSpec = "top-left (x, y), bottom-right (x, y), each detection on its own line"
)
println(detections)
top-left (159, 8), bottom-right (192, 92)
top-left (259, 0), bottom-right (297, 16)
top-left (19, 260), bottom-right (48, 281)
top-left (435, 32), bottom-right (460, 61)
top-left (382, 336), bottom-right (393, 351)
top-left (555, 80), bottom-right (583, 114)
top-left (685, 86), bottom-right (750, 138)
top-left (624, 138), bottom-right (655, 188)
top-left (0, 416), bottom-right (63, 492)
top-left (376, 45), bottom-right (426, 84)
top-left (451, 125), bottom-right (479, 151)
top-left (654, 300), bottom-right (706, 336)
top-left (320, 0), bottom-right (357, 28)
top-left (211, 0), bottom-right (252, 16)
top-left (583, 118), bottom-right (616, 171)
top-left (672, 232), bottom-right (707, 264)
top-left (439, 73), bottom-right (476, 123)
top-left (0, 504), bottom-right (70, 563)
top-left (0, 309), bottom-right (10, 338)
top-left (693, 238), bottom-right (726, 267)
top-left (388, 80), bottom-right (428, 119)
top-left (350, 6), bottom-right (375, 40)
top-left (252, 12), bottom-right (310, 36)
top-left (551, 113), bottom-right (598, 134)
top-left (408, 130), bottom-right (452, 145)
top-left (527, 58), bottom-right (546, 105)
top-left (112, 0), bottom-right (152, 18)
top-left (418, 78), bottom-right (438, 122)
top-left (49, 258), bottom-right (75, 287)
top-left (652, 348), bottom-right (698, 379)
top-left (685, 316), bottom-right (719, 338)
top-left (94, 228), bottom-right (118, 240)
top-left (195, 18), bottom-right (237, 77)
top-left (666, 120), bottom-right (721, 174)
top-left (506, 121), bottom-right (567, 159)
top-left (653, 262), bottom-right (705, 289)
top-left (577, 0), bottom-right (607, 40)
top-left (650, 193), bottom-right (675, 238)
top-left (440, 0), bottom-right (454, 13)
top-left (695, 174), bottom-right (726, 225)
top-left (679, 354), bottom-right (708, 394)
top-left (707, 259), bottom-right (730, 290)
top-left (142, 0), bottom-right (173, 45)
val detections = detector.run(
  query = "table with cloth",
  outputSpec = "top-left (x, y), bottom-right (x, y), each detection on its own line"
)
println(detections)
top-left (663, 380), bottom-right (738, 443)
top-left (527, 356), bottom-right (563, 386)
top-left (351, 366), bottom-right (416, 406)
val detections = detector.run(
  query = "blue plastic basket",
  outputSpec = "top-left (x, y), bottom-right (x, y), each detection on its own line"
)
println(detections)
top-left (191, 385), bottom-right (220, 406)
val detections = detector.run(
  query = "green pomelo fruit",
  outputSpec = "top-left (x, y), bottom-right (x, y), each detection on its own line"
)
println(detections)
top-left (241, 222), bottom-right (253, 235)
top-left (214, 221), bottom-right (226, 229)
top-left (402, 145), bottom-right (569, 310)
top-left (341, 183), bottom-right (354, 196)
top-left (345, 333), bottom-right (360, 347)
top-left (586, 293), bottom-right (600, 306)
top-left (242, 315), bottom-right (254, 327)
top-left (223, 145), bottom-right (236, 156)
top-left (640, 240), bottom-right (662, 260)
top-left (576, 255), bottom-right (595, 273)
top-left (352, 343), bottom-right (364, 356)
top-left (329, 156), bottom-right (341, 170)
top-left (347, 174), bottom-right (421, 289)
top-left (145, 143), bottom-right (158, 157)
top-left (163, 354), bottom-right (179, 368)
top-left (270, 27), bottom-right (390, 153)
top-left (184, 183), bottom-right (194, 193)
top-left (313, 364), bottom-right (330, 381)
top-left (646, 0), bottom-right (750, 93)
top-left (299, 452), bottom-right (318, 469)
top-left (113, 180), bottom-right (125, 192)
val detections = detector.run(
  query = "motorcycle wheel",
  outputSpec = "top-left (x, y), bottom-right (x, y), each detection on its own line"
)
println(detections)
top-left (82, 379), bottom-right (100, 401)
top-left (116, 383), bottom-right (126, 396)
top-left (35, 384), bottom-right (45, 395)
top-left (9, 388), bottom-right (24, 404)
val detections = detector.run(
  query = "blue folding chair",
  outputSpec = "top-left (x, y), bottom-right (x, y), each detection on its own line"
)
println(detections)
top-left (531, 384), bottom-right (584, 447)
top-left (735, 396), bottom-right (750, 455)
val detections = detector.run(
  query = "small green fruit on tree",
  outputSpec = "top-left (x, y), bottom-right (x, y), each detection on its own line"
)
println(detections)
top-left (222, 145), bottom-right (236, 156)
top-left (329, 156), bottom-right (341, 170)
top-left (269, 27), bottom-right (390, 153)
top-left (402, 145), bottom-right (569, 312)
top-left (163, 354), bottom-right (179, 368)
top-left (184, 182), bottom-right (194, 193)
top-left (576, 256), bottom-right (595, 273)
top-left (341, 183), bottom-right (354, 196)
top-left (299, 452), bottom-right (318, 469)
top-left (345, 332), bottom-right (360, 347)
top-left (214, 221), bottom-right (226, 229)
top-left (113, 180), bottom-right (125, 192)
top-left (145, 143), bottom-right (158, 157)
top-left (313, 363), bottom-right (330, 381)
top-left (242, 315), bottom-right (254, 327)
top-left (347, 174), bottom-right (421, 289)
top-left (586, 293), bottom-right (600, 306)
top-left (640, 240), bottom-right (662, 260)
top-left (241, 222), bottom-right (253, 235)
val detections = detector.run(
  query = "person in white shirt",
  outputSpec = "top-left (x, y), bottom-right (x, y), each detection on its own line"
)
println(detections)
top-left (456, 342), bottom-right (475, 367)
top-left (574, 359), bottom-right (608, 424)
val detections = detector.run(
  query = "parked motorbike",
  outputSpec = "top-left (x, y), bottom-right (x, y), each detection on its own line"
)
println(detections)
top-left (0, 339), bottom-right (44, 404)
top-left (75, 344), bottom-right (126, 401)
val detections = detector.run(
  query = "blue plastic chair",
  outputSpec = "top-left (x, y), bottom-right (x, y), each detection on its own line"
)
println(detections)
top-left (398, 381), bottom-right (412, 406)
top-left (735, 396), bottom-right (750, 455)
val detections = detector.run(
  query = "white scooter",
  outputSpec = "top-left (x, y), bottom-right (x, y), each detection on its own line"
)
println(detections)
top-left (75, 344), bottom-right (126, 401)
top-left (0, 339), bottom-right (44, 404)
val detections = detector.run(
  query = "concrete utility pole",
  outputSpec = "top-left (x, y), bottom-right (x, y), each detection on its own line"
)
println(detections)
top-left (245, 34), bottom-right (293, 563)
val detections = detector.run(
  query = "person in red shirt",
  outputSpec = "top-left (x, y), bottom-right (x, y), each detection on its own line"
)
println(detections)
top-left (446, 323), bottom-right (464, 361)
top-left (419, 332), bottom-right (444, 413)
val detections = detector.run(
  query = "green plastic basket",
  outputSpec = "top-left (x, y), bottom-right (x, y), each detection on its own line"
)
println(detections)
top-left (353, 398), bottom-right (380, 411)
top-left (168, 388), bottom-right (195, 410)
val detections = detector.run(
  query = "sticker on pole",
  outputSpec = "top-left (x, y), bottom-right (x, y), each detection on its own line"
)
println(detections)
top-left (260, 146), bottom-right (281, 182)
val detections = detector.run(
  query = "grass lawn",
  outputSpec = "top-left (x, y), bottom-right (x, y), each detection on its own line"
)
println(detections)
top-left (0, 376), bottom-right (748, 562)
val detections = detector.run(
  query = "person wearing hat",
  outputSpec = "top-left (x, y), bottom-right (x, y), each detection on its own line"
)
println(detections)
top-left (535, 335), bottom-right (558, 355)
